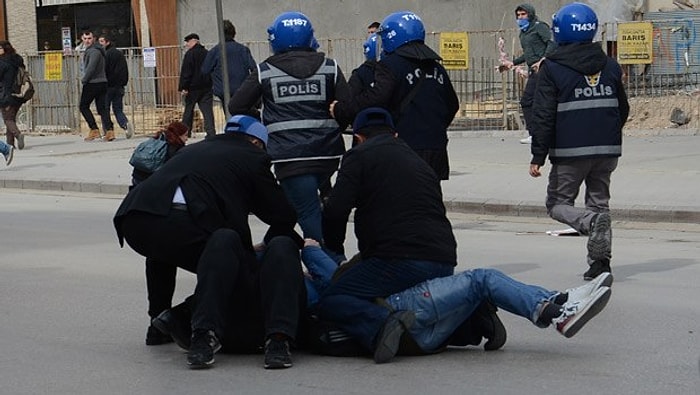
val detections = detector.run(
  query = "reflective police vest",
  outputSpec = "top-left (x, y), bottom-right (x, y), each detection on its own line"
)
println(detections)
top-left (258, 58), bottom-right (344, 163)
top-left (547, 58), bottom-right (623, 161)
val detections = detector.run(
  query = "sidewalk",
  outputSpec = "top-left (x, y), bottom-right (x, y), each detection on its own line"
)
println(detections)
top-left (1, 130), bottom-right (698, 223)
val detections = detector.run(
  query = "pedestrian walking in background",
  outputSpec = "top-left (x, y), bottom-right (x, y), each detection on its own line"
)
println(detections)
top-left (179, 33), bottom-right (215, 138)
top-left (0, 40), bottom-right (28, 150)
top-left (499, 3), bottom-right (556, 144)
top-left (79, 30), bottom-right (111, 142)
top-left (99, 34), bottom-right (133, 141)
top-left (201, 20), bottom-right (256, 114)
top-left (528, 2), bottom-right (629, 281)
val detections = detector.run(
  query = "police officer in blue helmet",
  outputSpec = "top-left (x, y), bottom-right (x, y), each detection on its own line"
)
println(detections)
top-left (229, 12), bottom-right (351, 251)
top-left (528, 2), bottom-right (629, 281)
top-left (330, 10), bottom-right (459, 181)
top-left (347, 33), bottom-right (378, 98)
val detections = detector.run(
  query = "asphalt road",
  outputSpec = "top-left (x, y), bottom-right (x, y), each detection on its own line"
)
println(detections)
top-left (1, 190), bottom-right (698, 394)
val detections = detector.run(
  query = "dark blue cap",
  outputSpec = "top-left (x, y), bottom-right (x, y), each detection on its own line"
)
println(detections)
top-left (352, 107), bottom-right (394, 133)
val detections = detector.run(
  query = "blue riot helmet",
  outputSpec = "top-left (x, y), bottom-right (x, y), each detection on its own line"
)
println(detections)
top-left (552, 2), bottom-right (598, 44)
top-left (224, 115), bottom-right (268, 147)
top-left (363, 33), bottom-right (378, 61)
top-left (311, 36), bottom-right (320, 51)
top-left (267, 11), bottom-right (315, 54)
top-left (377, 10), bottom-right (425, 54)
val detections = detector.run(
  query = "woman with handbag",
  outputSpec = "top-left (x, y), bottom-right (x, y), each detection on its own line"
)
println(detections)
top-left (131, 121), bottom-right (189, 186)
top-left (0, 40), bottom-right (27, 150)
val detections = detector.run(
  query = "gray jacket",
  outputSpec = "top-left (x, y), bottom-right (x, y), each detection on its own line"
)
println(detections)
top-left (82, 44), bottom-right (107, 84)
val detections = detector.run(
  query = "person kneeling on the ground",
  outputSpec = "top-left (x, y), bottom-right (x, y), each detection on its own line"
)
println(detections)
top-left (114, 115), bottom-right (304, 370)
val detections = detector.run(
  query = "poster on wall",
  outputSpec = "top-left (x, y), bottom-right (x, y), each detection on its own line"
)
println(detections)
top-left (143, 47), bottom-right (156, 68)
top-left (617, 22), bottom-right (653, 64)
top-left (440, 32), bottom-right (469, 70)
top-left (44, 53), bottom-right (63, 81)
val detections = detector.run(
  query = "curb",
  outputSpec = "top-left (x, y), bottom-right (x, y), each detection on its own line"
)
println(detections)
top-left (3, 178), bottom-right (698, 224)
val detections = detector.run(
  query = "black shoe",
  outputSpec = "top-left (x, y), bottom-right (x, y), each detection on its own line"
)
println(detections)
top-left (588, 213), bottom-right (612, 261)
top-left (583, 259), bottom-right (611, 281)
top-left (373, 310), bottom-right (416, 364)
top-left (145, 324), bottom-right (173, 346)
top-left (151, 308), bottom-right (191, 350)
top-left (187, 329), bottom-right (221, 369)
top-left (476, 302), bottom-right (507, 351)
top-left (264, 338), bottom-right (293, 369)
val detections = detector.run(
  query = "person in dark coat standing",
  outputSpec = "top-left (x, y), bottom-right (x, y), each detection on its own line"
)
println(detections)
top-left (0, 40), bottom-right (27, 150)
top-left (331, 11), bottom-right (459, 181)
top-left (179, 33), bottom-right (215, 138)
top-left (528, 3), bottom-right (629, 281)
top-left (99, 34), bottom-right (132, 141)
top-left (201, 20), bottom-right (256, 114)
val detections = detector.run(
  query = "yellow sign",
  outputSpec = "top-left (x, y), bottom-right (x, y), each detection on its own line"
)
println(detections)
top-left (617, 22), bottom-right (653, 64)
top-left (44, 52), bottom-right (63, 80)
top-left (440, 32), bottom-right (469, 70)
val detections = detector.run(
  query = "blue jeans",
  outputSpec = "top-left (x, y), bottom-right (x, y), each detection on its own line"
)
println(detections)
top-left (0, 139), bottom-right (10, 155)
top-left (279, 174), bottom-right (327, 241)
top-left (104, 86), bottom-right (129, 130)
top-left (318, 257), bottom-right (454, 351)
top-left (387, 268), bottom-right (556, 352)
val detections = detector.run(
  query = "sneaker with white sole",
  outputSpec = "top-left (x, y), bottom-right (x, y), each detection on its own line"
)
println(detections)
top-left (519, 136), bottom-right (532, 144)
top-left (553, 286), bottom-right (611, 338)
top-left (563, 272), bottom-right (613, 303)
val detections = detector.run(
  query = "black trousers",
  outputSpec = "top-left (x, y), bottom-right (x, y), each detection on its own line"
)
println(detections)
top-left (120, 211), bottom-right (304, 352)
top-left (194, 233), bottom-right (304, 352)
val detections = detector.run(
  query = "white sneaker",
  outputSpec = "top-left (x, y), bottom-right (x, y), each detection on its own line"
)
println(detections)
top-left (519, 136), bottom-right (532, 144)
top-left (554, 286), bottom-right (611, 338)
top-left (564, 272), bottom-right (613, 303)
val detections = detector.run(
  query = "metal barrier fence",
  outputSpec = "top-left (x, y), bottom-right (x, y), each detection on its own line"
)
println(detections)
top-left (19, 23), bottom-right (700, 135)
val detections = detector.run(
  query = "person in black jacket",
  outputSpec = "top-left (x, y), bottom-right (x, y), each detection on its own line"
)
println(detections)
top-left (528, 3), bottom-right (629, 281)
top-left (0, 40), bottom-right (27, 149)
top-left (99, 35), bottom-right (132, 141)
top-left (229, 11), bottom-right (350, 245)
top-left (179, 33), bottom-right (215, 138)
top-left (318, 107), bottom-right (457, 364)
top-left (331, 10), bottom-right (459, 181)
top-left (114, 115), bottom-right (304, 369)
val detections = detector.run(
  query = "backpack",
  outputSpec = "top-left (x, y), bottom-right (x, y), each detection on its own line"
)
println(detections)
top-left (129, 135), bottom-right (168, 173)
top-left (11, 66), bottom-right (35, 103)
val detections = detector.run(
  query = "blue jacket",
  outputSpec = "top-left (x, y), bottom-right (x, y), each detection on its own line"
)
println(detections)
top-left (201, 40), bottom-right (255, 99)
top-left (530, 42), bottom-right (630, 165)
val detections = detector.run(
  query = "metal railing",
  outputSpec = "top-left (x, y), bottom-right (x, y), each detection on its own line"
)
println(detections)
top-left (18, 22), bottom-right (700, 135)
